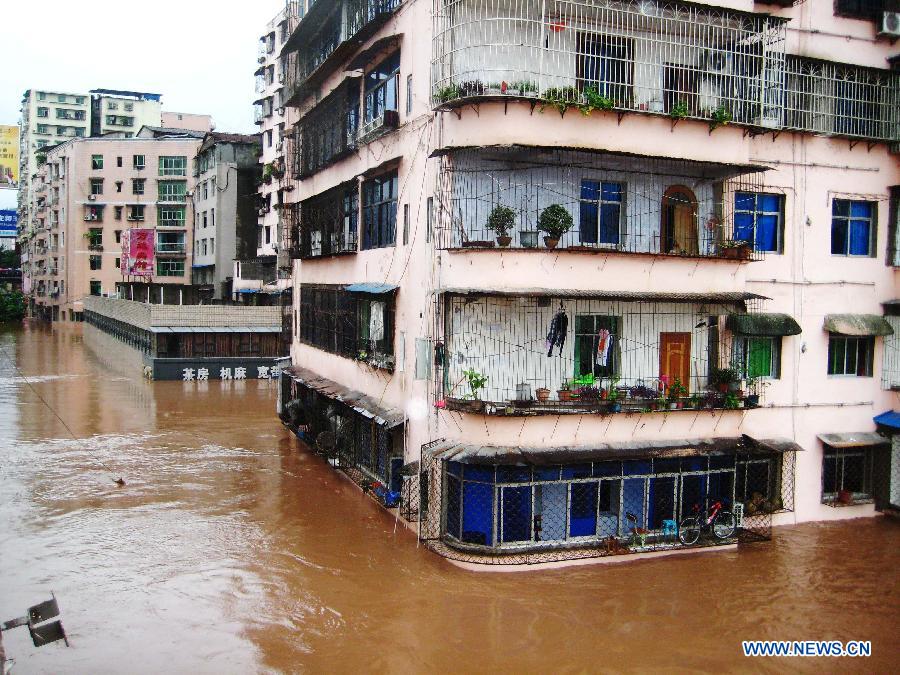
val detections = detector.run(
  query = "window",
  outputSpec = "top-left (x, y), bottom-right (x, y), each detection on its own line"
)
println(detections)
top-left (201, 239), bottom-right (208, 256)
top-left (406, 75), bottom-right (413, 115)
top-left (362, 171), bottom-right (398, 250)
top-left (84, 206), bottom-right (103, 222)
top-left (210, 208), bottom-right (215, 229)
top-left (889, 186), bottom-right (900, 267)
top-left (822, 446), bottom-right (874, 505)
top-left (734, 337), bottom-right (781, 379)
top-left (426, 197), bottom-right (433, 243)
top-left (580, 181), bottom-right (623, 245)
top-left (403, 203), bottom-right (410, 245)
top-left (128, 205), bottom-right (145, 221)
top-left (36, 124), bottom-right (49, 134)
top-left (124, 103), bottom-right (133, 112)
top-left (202, 211), bottom-right (208, 229)
top-left (158, 206), bottom-right (185, 227)
top-left (58, 94), bottom-right (66, 103)
top-left (158, 181), bottom-right (187, 202)
top-left (89, 179), bottom-right (103, 196)
top-left (735, 192), bottom-right (783, 253)
top-left (156, 231), bottom-right (185, 254)
top-left (832, 199), bottom-right (875, 256)
top-left (133, 155), bottom-right (145, 170)
top-left (574, 315), bottom-right (620, 381)
top-left (158, 156), bottom-right (187, 176)
top-left (115, 181), bottom-right (122, 193)
top-left (202, 181), bottom-right (208, 200)
top-left (827, 336), bottom-right (874, 376)
top-left (577, 34), bottom-right (634, 107)
top-left (210, 238), bottom-right (215, 255)
top-left (115, 230), bottom-right (122, 243)
top-left (89, 255), bottom-right (102, 271)
top-left (735, 454), bottom-right (784, 509)
top-left (266, 130), bottom-right (273, 147)
top-left (132, 178), bottom-right (145, 195)
top-left (833, 0), bottom-right (882, 20)
top-left (37, 92), bottom-right (46, 101)
top-left (108, 101), bottom-right (118, 110)
top-left (37, 107), bottom-right (48, 118)
top-left (115, 258), bottom-right (121, 269)
top-left (114, 206), bottom-right (123, 221)
top-left (91, 155), bottom-right (103, 170)
top-left (364, 52), bottom-right (400, 124)
top-left (157, 260), bottom-right (185, 277)
top-left (90, 280), bottom-right (101, 296)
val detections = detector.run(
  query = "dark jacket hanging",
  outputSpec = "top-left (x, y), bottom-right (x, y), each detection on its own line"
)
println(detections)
top-left (546, 311), bottom-right (568, 357)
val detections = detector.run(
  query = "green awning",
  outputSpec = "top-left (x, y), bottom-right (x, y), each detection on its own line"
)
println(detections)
top-left (823, 314), bottom-right (894, 337)
top-left (727, 313), bottom-right (801, 336)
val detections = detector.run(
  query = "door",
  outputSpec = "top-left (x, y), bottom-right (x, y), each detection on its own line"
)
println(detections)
top-left (660, 332), bottom-right (691, 394)
top-left (577, 33), bottom-right (634, 106)
top-left (661, 186), bottom-right (699, 255)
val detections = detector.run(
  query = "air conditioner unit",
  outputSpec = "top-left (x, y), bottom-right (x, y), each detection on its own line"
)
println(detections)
top-left (879, 11), bottom-right (900, 38)
top-left (87, 194), bottom-right (96, 201)
top-left (276, 141), bottom-right (284, 151)
top-left (276, 107), bottom-right (285, 116)
top-left (383, 110), bottom-right (400, 129)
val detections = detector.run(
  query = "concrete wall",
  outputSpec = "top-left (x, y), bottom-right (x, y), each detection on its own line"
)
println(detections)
top-left (83, 295), bottom-right (281, 328)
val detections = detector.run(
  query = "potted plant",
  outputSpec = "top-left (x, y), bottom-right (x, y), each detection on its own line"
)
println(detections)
top-left (262, 163), bottom-right (273, 184)
top-left (538, 204), bottom-right (573, 249)
top-left (745, 376), bottom-right (760, 407)
top-left (540, 86), bottom-right (580, 116)
top-left (670, 100), bottom-right (689, 120)
top-left (720, 239), bottom-right (752, 260)
top-left (709, 367), bottom-right (739, 394)
top-left (724, 393), bottom-right (741, 410)
top-left (667, 377), bottom-right (688, 409)
top-left (557, 380), bottom-right (577, 402)
top-left (458, 80), bottom-right (485, 98)
top-left (486, 205), bottom-right (516, 247)
top-left (520, 230), bottom-right (539, 248)
top-left (436, 83), bottom-right (460, 103)
top-left (463, 368), bottom-right (488, 412)
top-left (515, 80), bottom-right (538, 97)
top-left (535, 387), bottom-right (551, 403)
top-left (578, 385), bottom-right (602, 408)
top-left (579, 87), bottom-right (615, 116)
top-left (709, 105), bottom-right (733, 131)
top-left (485, 82), bottom-right (503, 95)
top-left (607, 385), bottom-right (621, 413)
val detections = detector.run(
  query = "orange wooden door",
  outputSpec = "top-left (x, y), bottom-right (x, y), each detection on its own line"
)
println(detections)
top-left (659, 332), bottom-right (691, 393)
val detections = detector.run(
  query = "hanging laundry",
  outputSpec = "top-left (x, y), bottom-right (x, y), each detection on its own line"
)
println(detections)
top-left (596, 328), bottom-right (612, 367)
top-left (370, 301), bottom-right (385, 342)
top-left (546, 310), bottom-right (568, 357)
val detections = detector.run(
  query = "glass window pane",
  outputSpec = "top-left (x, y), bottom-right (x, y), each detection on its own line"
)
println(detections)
top-left (849, 219), bottom-right (870, 255)
top-left (735, 192), bottom-right (755, 211)
top-left (755, 214), bottom-right (778, 252)
top-left (832, 199), bottom-right (850, 218)
top-left (734, 213), bottom-right (754, 243)
top-left (758, 194), bottom-right (780, 212)
top-left (462, 482), bottom-right (494, 545)
top-left (831, 217), bottom-right (848, 255)
top-left (850, 201), bottom-right (872, 218)
top-left (569, 482), bottom-right (598, 537)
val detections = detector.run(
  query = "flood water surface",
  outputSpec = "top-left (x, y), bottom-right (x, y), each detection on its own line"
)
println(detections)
top-left (1, 323), bottom-right (898, 673)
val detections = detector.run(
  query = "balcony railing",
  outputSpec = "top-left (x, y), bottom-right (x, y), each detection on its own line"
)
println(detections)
top-left (434, 147), bottom-right (771, 259)
top-left (283, 0), bottom-right (403, 105)
top-left (156, 242), bottom-right (186, 255)
top-left (432, 0), bottom-right (787, 127)
top-left (434, 291), bottom-right (771, 416)
top-left (296, 81), bottom-right (360, 177)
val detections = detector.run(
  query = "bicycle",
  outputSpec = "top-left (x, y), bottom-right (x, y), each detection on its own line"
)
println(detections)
top-left (677, 501), bottom-right (736, 545)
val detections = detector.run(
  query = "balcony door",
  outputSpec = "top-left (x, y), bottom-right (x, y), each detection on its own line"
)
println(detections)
top-left (661, 186), bottom-right (698, 255)
top-left (576, 33), bottom-right (633, 107)
top-left (660, 332), bottom-right (691, 393)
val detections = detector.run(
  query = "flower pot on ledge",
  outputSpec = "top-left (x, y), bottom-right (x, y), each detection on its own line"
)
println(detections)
top-left (496, 235), bottom-right (512, 247)
top-left (544, 237), bottom-right (560, 249)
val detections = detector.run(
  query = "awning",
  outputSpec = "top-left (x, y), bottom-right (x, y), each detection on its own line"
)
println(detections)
top-left (148, 326), bottom-right (281, 333)
top-left (285, 365), bottom-right (405, 429)
top-left (348, 35), bottom-right (403, 70)
top-left (726, 313), bottom-right (801, 336)
top-left (823, 314), bottom-right (893, 336)
top-left (425, 435), bottom-right (801, 466)
top-left (873, 411), bottom-right (900, 431)
top-left (345, 282), bottom-right (399, 294)
top-left (818, 432), bottom-right (888, 448)
top-left (440, 288), bottom-right (767, 304)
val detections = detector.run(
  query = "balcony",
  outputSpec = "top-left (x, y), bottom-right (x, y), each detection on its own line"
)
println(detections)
top-left (432, 290), bottom-right (803, 417)
top-left (156, 241), bottom-right (187, 256)
top-left (432, 0), bottom-right (787, 129)
top-left (434, 147), bottom-right (773, 259)
top-left (298, 181), bottom-right (359, 258)
top-left (357, 109), bottom-right (399, 143)
top-left (296, 81), bottom-right (360, 177)
top-left (282, 0), bottom-right (403, 106)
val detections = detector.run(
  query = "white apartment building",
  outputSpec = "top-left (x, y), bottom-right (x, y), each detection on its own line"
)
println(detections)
top-left (90, 89), bottom-right (163, 138)
top-left (277, 0), bottom-right (900, 568)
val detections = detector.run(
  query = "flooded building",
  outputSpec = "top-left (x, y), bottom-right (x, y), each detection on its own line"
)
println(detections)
top-left (277, 0), bottom-right (900, 566)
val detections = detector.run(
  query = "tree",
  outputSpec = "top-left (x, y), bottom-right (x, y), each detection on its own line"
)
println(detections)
top-left (0, 289), bottom-right (25, 322)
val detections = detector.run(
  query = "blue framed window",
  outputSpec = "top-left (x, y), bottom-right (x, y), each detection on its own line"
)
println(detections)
top-left (364, 52), bottom-right (400, 125)
top-left (580, 180), bottom-right (623, 245)
top-left (734, 192), bottom-right (783, 253)
top-left (362, 171), bottom-right (398, 250)
top-left (831, 199), bottom-right (875, 257)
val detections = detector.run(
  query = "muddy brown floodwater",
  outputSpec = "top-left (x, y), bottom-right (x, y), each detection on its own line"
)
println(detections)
top-left (1, 322), bottom-right (898, 674)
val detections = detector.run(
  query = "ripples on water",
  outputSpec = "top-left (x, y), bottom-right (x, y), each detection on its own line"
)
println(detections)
top-left (1, 323), bottom-right (898, 674)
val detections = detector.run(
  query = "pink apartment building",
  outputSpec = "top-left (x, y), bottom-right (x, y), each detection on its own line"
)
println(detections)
top-left (277, 0), bottom-right (900, 566)
top-left (25, 130), bottom-right (202, 321)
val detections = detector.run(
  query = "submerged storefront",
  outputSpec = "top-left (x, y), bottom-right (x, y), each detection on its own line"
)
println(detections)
top-left (415, 437), bottom-right (799, 565)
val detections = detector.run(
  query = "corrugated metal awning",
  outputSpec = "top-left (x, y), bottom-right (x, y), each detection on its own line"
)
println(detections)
top-left (823, 314), bottom-right (894, 336)
top-left (148, 326), bottom-right (280, 334)
top-left (818, 432), bottom-right (888, 448)
top-left (726, 313), bottom-right (801, 336)
top-left (425, 435), bottom-right (800, 466)
top-left (285, 365), bottom-right (405, 429)
top-left (440, 288), bottom-right (768, 304)
top-left (873, 411), bottom-right (900, 431)
top-left (345, 283), bottom-right (399, 294)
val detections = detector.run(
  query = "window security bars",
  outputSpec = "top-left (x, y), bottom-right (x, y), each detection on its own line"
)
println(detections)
top-left (822, 445), bottom-right (878, 506)
top-left (882, 316), bottom-right (900, 390)
top-left (414, 449), bottom-right (794, 564)
top-left (297, 82), bottom-right (359, 177)
top-left (784, 57), bottom-right (899, 142)
top-left (434, 147), bottom-right (769, 257)
top-left (363, 171), bottom-right (399, 250)
top-left (432, 0), bottom-right (787, 127)
top-left (299, 182), bottom-right (359, 258)
top-left (158, 206), bottom-right (186, 228)
top-left (299, 284), bottom-right (396, 370)
top-left (434, 293), bottom-right (766, 414)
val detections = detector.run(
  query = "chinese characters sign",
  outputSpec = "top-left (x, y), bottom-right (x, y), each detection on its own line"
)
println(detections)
top-left (182, 365), bottom-right (280, 381)
top-left (0, 209), bottom-right (17, 238)
top-left (120, 228), bottom-right (155, 277)
top-left (0, 126), bottom-right (18, 188)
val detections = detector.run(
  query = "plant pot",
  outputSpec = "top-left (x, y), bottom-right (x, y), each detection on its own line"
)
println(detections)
top-left (462, 240), bottom-right (495, 248)
top-left (609, 402), bottom-right (621, 413)
top-left (520, 231), bottom-right (538, 248)
top-left (676, 401), bottom-right (684, 409)
top-left (544, 237), bottom-right (559, 249)
top-left (668, 402), bottom-right (678, 410)
top-left (558, 389), bottom-right (575, 402)
top-left (535, 387), bottom-right (550, 403)
top-left (838, 489), bottom-right (853, 505)
top-left (747, 394), bottom-right (760, 407)
top-left (496, 235), bottom-right (512, 247)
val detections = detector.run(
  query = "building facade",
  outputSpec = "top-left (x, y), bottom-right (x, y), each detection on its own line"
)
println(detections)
top-left (90, 89), bottom-right (163, 138)
top-left (278, 0), bottom-right (900, 565)
top-left (191, 132), bottom-right (261, 299)
top-left (24, 132), bottom-right (201, 321)
top-left (161, 111), bottom-right (214, 133)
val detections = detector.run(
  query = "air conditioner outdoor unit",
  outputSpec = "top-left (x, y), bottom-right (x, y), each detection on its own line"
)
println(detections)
top-left (879, 11), bottom-right (900, 38)
top-left (276, 141), bottom-right (284, 151)
top-left (87, 194), bottom-right (96, 201)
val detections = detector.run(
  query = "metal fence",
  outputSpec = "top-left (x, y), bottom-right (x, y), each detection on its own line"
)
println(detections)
top-left (413, 446), bottom-right (794, 565)
top-left (298, 181), bottom-right (359, 258)
top-left (434, 147), bottom-right (773, 256)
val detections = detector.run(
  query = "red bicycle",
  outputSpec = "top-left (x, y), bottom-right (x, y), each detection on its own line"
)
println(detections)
top-left (677, 501), bottom-right (736, 545)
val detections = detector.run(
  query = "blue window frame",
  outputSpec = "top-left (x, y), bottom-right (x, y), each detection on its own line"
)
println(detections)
top-left (580, 180), bottom-right (623, 245)
top-left (831, 199), bottom-right (875, 256)
top-left (362, 171), bottom-right (398, 250)
top-left (734, 192), bottom-right (783, 253)
top-left (364, 52), bottom-right (400, 125)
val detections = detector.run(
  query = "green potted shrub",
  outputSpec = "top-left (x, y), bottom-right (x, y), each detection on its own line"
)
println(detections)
top-left (667, 377), bottom-right (688, 409)
top-left (486, 205), bottom-right (516, 247)
top-left (670, 101), bottom-right (689, 120)
top-left (463, 368), bottom-right (489, 412)
top-left (709, 105), bottom-right (733, 131)
top-left (709, 367), bottom-right (739, 393)
top-left (538, 204), bottom-right (573, 249)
